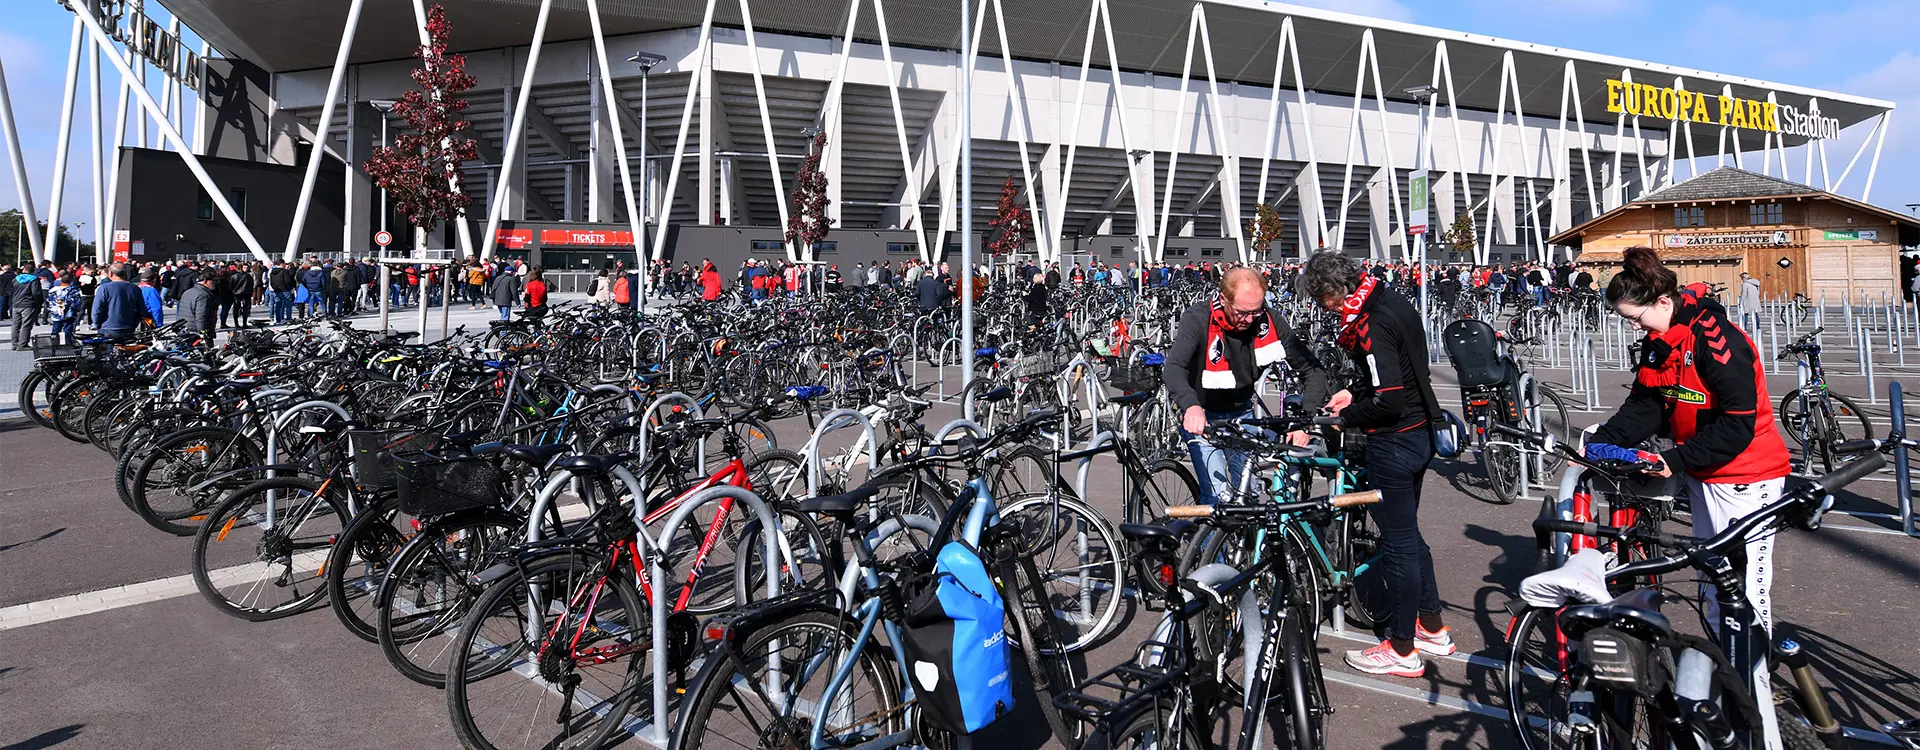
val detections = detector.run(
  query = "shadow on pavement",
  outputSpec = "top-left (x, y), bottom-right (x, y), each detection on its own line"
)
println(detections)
top-left (1460, 523), bottom-right (1539, 653)
top-left (0, 528), bottom-right (65, 554)
top-left (1784, 622), bottom-right (1920, 729)
top-left (0, 724), bottom-right (84, 750)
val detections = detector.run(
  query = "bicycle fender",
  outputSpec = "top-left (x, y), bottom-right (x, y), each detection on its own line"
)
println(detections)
top-left (706, 587), bottom-right (848, 651)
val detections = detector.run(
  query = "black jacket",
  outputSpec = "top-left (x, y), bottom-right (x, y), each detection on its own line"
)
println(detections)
top-left (915, 274), bottom-right (950, 310)
top-left (1338, 286), bottom-right (1442, 434)
top-left (1164, 300), bottom-right (1327, 414)
top-left (269, 267), bottom-right (297, 292)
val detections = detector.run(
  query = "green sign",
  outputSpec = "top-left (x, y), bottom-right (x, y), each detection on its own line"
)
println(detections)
top-left (1823, 230), bottom-right (1878, 241)
top-left (1408, 169), bottom-right (1429, 235)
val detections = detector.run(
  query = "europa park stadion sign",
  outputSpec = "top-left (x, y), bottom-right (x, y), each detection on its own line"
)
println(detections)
top-left (1605, 80), bottom-right (1839, 140)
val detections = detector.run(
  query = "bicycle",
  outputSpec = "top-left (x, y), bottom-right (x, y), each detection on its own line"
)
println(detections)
top-left (1054, 490), bottom-right (1381, 750)
top-left (1774, 328), bottom-right (1872, 474)
top-left (1444, 318), bottom-right (1574, 504)
top-left (1504, 455), bottom-right (1879, 750)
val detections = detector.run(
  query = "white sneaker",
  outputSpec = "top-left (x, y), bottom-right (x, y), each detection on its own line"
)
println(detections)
top-left (1343, 640), bottom-right (1425, 677)
top-left (1415, 624), bottom-right (1457, 656)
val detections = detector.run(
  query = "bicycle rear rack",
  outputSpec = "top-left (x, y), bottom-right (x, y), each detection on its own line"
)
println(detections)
top-left (1053, 641), bottom-right (1186, 725)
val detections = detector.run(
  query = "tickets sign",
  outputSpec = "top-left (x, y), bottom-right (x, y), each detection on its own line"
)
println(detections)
top-left (540, 230), bottom-right (635, 247)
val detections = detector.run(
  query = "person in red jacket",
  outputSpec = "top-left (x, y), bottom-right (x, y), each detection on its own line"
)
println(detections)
top-left (698, 260), bottom-right (722, 301)
top-left (1587, 246), bottom-right (1790, 745)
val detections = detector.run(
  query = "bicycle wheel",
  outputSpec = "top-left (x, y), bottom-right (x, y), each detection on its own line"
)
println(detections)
top-left (113, 409), bottom-right (196, 512)
top-left (1481, 439), bottom-right (1523, 505)
top-left (79, 386), bottom-right (134, 452)
top-left (1129, 459), bottom-right (1201, 525)
top-left (999, 552), bottom-right (1083, 748)
top-left (1281, 609), bottom-right (1327, 749)
top-left (993, 444), bottom-right (1069, 499)
top-left (190, 476), bottom-right (350, 621)
top-left (1532, 386), bottom-right (1573, 474)
top-left (1505, 606), bottom-right (1575, 750)
top-left (997, 493), bottom-right (1125, 653)
top-left (1081, 705), bottom-right (1206, 750)
top-left (377, 510), bottom-right (520, 687)
top-left (324, 494), bottom-right (407, 642)
top-left (668, 609), bottom-right (905, 750)
top-left (130, 426), bottom-right (265, 536)
top-left (17, 369), bottom-right (60, 428)
top-left (50, 377), bottom-right (102, 444)
top-left (445, 552), bottom-right (648, 750)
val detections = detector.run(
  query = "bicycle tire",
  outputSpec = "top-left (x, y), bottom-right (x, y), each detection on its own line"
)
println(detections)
top-left (49, 376), bottom-right (101, 444)
top-left (668, 609), bottom-right (904, 750)
top-left (17, 369), bottom-right (59, 428)
top-left (376, 509), bottom-right (520, 687)
top-left (1481, 439), bottom-right (1523, 505)
top-left (994, 443), bottom-right (1072, 500)
top-left (444, 552), bottom-right (648, 750)
top-left (1079, 704), bottom-right (1206, 750)
top-left (130, 426), bottom-right (264, 536)
top-left (1504, 606), bottom-right (1572, 750)
top-left (323, 494), bottom-right (407, 642)
top-left (1532, 386), bottom-right (1573, 475)
top-left (79, 385), bottom-right (133, 451)
top-left (1282, 610), bottom-right (1326, 749)
top-left (1001, 552), bottom-right (1083, 749)
top-left (998, 492), bottom-right (1126, 653)
top-left (113, 408), bottom-right (197, 512)
top-left (190, 476), bottom-right (350, 621)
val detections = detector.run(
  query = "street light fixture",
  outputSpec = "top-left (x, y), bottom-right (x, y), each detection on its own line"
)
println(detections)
top-left (628, 52), bottom-right (665, 310)
top-left (1403, 84), bottom-right (1438, 102)
top-left (1404, 85), bottom-right (1438, 353)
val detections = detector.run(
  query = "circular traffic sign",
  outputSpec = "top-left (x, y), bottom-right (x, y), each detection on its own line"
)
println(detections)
top-left (375, 230), bottom-right (393, 247)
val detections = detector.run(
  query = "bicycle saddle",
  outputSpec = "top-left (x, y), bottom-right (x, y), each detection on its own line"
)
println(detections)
top-left (1117, 520), bottom-right (1191, 551)
top-left (979, 386), bottom-right (1014, 402)
top-left (1109, 391), bottom-right (1154, 405)
top-left (1559, 588), bottom-right (1672, 642)
top-left (799, 486), bottom-right (879, 518)
top-left (554, 453), bottom-right (631, 474)
top-left (1518, 548), bottom-right (1611, 608)
top-left (484, 443), bottom-right (570, 466)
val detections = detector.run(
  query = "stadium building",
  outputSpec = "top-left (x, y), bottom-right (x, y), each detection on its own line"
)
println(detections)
top-left (7, 0), bottom-right (1902, 292)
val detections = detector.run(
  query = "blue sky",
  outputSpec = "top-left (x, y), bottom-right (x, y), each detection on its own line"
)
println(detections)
top-left (2, 0), bottom-right (1916, 244)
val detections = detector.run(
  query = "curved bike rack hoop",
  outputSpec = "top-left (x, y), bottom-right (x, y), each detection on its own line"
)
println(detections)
top-left (647, 485), bottom-right (783, 747)
top-left (930, 418), bottom-right (989, 447)
top-left (1072, 430), bottom-right (1118, 502)
top-left (639, 391), bottom-right (707, 484)
top-left (803, 408), bottom-right (881, 498)
top-left (519, 462), bottom-right (649, 547)
top-left (936, 337), bottom-right (964, 399)
top-left (1057, 355), bottom-right (1107, 450)
top-left (262, 396), bottom-right (353, 524)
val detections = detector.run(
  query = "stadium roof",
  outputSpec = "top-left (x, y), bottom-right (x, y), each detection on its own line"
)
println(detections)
top-left (161, 0), bottom-right (1892, 147)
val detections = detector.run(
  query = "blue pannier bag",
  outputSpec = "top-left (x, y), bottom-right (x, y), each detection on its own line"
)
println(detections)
top-left (901, 540), bottom-right (1014, 733)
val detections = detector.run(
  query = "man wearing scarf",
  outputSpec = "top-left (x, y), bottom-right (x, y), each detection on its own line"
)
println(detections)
top-left (1164, 267), bottom-right (1327, 506)
top-left (1299, 250), bottom-right (1450, 680)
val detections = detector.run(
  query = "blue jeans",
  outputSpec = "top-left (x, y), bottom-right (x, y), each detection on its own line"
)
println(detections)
top-left (1362, 427), bottom-right (1442, 643)
top-left (49, 319), bottom-right (76, 344)
top-left (1179, 405), bottom-right (1257, 505)
top-left (267, 290), bottom-right (293, 323)
top-left (498, 305), bottom-right (512, 321)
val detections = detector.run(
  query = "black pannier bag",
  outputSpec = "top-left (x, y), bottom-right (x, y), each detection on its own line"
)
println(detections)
top-left (1443, 319), bottom-right (1505, 388)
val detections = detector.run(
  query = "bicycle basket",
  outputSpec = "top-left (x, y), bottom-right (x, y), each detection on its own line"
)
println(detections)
top-left (391, 450), bottom-right (504, 516)
top-left (347, 429), bottom-right (439, 490)
top-left (1107, 360), bottom-right (1162, 394)
top-left (29, 335), bottom-right (79, 359)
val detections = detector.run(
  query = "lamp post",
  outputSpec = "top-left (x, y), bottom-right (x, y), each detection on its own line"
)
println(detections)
top-left (1404, 84), bottom-right (1438, 349)
top-left (370, 99), bottom-right (398, 331)
top-left (629, 52), bottom-right (665, 313)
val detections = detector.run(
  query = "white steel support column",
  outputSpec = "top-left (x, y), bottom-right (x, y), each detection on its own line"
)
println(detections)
top-left (1154, 7), bottom-right (1200, 261)
top-left (1332, 31), bottom-right (1372, 249)
top-left (1435, 42), bottom-right (1475, 260)
top-left (0, 58), bottom-right (47, 263)
top-left (71, 3), bottom-right (270, 261)
top-left (987, 0), bottom-right (1047, 260)
top-left (649, 0), bottom-right (718, 260)
top-left (102, 44), bottom-right (136, 254)
top-left (89, 30), bottom-right (108, 264)
top-left (283, 0), bottom-right (366, 261)
top-left (479, 0), bottom-right (556, 259)
top-left (165, 17), bottom-right (183, 139)
top-left (877, 0), bottom-right (936, 264)
top-left (192, 42), bottom-right (209, 155)
top-left (132, 0), bottom-right (148, 150)
top-left (1837, 111), bottom-right (1885, 195)
top-left (586, 0), bottom-right (647, 288)
top-left (43, 18), bottom-right (85, 255)
top-left (1863, 111), bottom-right (1890, 202)
top-left (1052, 0), bottom-right (1100, 259)
top-left (1194, 9), bottom-right (1244, 260)
top-left (959, 0), bottom-right (975, 387)
top-left (697, 36), bottom-right (715, 227)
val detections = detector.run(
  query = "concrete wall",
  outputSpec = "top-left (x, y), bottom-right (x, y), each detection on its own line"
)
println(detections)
top-left (113, 146), bottom-right (344, 262)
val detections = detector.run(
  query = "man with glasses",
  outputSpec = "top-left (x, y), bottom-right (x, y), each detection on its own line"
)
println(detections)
top-left (1164, 267), bottom-right (1327, 505)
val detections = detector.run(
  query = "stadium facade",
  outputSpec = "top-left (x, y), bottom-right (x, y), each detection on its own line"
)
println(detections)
top-left (6, 0), bottom-right (1900, 271)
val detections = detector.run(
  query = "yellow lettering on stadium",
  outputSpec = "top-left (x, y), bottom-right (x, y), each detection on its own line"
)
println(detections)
top-left (1607, 79), bottom-right (1623, 113)
top-left (1719, 95), bottom-right (1734, 125)
top-left (1692, 92), bottom-right (1711, 123)
top-left (1660, 89), bottom-right (1678, 120)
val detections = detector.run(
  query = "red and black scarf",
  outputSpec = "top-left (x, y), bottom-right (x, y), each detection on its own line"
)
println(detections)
top-left (1335, 275), bottom-right (1379, 350)
top-left (1202, 296), bottom-right (1284, 389)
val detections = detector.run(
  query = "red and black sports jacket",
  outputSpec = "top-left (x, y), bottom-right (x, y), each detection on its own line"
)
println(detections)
top-left (1339, 286), bottom-right (1443, 435)
top-left (1592, 292), bottom-right (1790, 484)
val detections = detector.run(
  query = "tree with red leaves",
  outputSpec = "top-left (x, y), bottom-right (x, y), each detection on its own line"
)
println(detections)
top-left (986, 177), bottom-right (1031, 257)
top-left (362, 4), bottom-right (479, 255)
top-left (786, 132), bottom-right (831, 262)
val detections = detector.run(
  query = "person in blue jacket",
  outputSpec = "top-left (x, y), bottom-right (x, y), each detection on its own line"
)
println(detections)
top-left (91, 263), bottom-right (148, 340)
top-left (139, 267), bottom-right (166, 327)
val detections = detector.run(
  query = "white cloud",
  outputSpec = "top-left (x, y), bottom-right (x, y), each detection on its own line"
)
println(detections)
top-left (1267, 0), bottom-right (1417, 23)
top-left (1839, 51), bottom-right (1920, 207)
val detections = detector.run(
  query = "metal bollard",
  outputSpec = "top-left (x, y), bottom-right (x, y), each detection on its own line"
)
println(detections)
top-left (1866, 323), bottom-right (1878, 403)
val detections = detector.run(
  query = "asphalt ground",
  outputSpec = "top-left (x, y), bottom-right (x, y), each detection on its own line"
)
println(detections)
top-left (3, 345), bottom-right (1919, 749)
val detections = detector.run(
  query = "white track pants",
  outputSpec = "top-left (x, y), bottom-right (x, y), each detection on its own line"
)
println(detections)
top-left (1686, 476), bottom-right (1784, 750)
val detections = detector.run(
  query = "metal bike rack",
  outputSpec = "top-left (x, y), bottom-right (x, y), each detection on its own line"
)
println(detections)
top-left (935, 337), bottom-right (963, 399)
top-left (263, 396), bottom-right (353, 524)
top-left (931, 418), bottom-right (989, 447)
top-left (1057, 355), bottom-right (1107, 449)
top-left (802, 408), bottom-right (881, 499)
top-left (639, 391), bottom-right (707, 480)
top-left (1891, 382), bottom-right (1919, 538)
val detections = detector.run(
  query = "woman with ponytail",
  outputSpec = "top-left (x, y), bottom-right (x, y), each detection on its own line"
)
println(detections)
top-left (1586, 246), bottom-right (1791, 747)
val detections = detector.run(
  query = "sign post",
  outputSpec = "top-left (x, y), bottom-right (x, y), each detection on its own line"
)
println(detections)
top-left (1408, 169), bottom-right (1430, 237)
